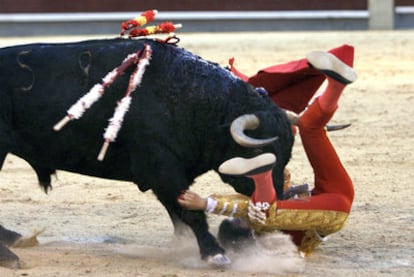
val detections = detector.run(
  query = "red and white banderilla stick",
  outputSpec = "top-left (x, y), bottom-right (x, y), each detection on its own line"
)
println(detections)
top-left (97, 44), bottom-right (153, 161)
top-left (53, 50), bottom-right (142, 131)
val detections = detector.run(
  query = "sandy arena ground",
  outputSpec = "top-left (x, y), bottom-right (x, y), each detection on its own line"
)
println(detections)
top-left (0, 30), bottom-right (413, 276)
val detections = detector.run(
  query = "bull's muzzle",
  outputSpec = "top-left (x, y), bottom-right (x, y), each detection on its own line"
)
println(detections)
top-left (230, 114), bottom-right (278, 147)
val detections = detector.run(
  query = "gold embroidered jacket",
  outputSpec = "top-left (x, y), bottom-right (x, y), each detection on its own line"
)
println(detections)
top-left (207, 193), bottom-right (349, 255)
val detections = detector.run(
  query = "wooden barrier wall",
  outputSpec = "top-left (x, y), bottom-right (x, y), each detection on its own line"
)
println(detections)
top-left (0, 0), bottom-right (412, 34)
top-left (0, 0), bottom-right (411, 13)
top-left (2, 0), bottom-right (408, 13)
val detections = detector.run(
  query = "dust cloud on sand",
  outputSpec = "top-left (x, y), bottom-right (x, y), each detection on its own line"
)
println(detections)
top-left (114, 231), bottom-right (304, 274)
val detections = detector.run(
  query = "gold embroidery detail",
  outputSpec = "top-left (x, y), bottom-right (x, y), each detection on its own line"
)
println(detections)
top-left (256, 207), bottom-right (348, 233)
top-left (210, 194), bottom-right (250, 219)
top-left (251, 207), bottom-right (349, 254)
top-left (211, 194), bottom-right (349, 254)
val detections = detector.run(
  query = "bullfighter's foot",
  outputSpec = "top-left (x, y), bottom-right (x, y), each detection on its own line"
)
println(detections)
top-left (307, 51), bottom-right (357, 84)
top-left (206, 253), bottom-right (231, 266)
top-left (0, 243), bottom-right (20, 269)
top-left (218, 153), bottom-right (276, 176)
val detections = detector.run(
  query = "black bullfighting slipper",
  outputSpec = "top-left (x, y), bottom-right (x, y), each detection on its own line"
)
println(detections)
top-left (218, 218), bottom-right (255, 251)
top-left (306, 51), bottom-right (357, 84)
top-left (218, 153), bottom-right (276, 176)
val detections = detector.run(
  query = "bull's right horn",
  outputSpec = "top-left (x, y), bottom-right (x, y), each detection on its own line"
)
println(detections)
top-left (230, 114), bottom-right (278, 148)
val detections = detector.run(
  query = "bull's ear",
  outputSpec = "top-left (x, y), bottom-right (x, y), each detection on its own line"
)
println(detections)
top-left (255, 87), bottom-right (268, 97)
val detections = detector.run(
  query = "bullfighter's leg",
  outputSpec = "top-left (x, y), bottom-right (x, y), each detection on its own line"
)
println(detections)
top-left (220, 154), bottom-right (278, 207)
top-left (249, 50), bottom-right (356, 209)
top-left (234, 44), bottom-right (354, 115)
top-left (297, 50), bottom-right (356, 201)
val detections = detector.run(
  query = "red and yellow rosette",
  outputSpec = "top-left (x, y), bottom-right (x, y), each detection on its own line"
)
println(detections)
top-left (120, 10), bottom-right (182, 38)
top-left (121, 9), bottom-right (158, 35)
top-left (128, 22), bottom-right (182, 38)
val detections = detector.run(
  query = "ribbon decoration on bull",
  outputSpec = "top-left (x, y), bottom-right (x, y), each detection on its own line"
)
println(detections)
top-left (53, 10), bottom-right (182, 160)
top-left (97, 44), bottom-right (152, 161)
top-left (53, 45), bottom-right (152, 161)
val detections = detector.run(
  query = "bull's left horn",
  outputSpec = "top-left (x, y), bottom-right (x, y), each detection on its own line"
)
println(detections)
top-left (283, 109), bottom-right (351, 132)
top-left (326, 123), bottom-right (352, 131)
top-left (230, 114), bottom-right (278, 147)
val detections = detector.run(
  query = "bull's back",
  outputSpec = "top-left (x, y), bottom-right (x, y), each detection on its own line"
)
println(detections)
top-left (0, 38), bottom-right (239, 181)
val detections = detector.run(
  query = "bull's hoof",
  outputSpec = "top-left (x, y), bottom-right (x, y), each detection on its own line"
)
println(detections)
top-left (0, 225), bottom-right (22, 246)
top-left (0, 243), bottom-right (20, 269)
top-left (206, 253), bottom-right (231, 266)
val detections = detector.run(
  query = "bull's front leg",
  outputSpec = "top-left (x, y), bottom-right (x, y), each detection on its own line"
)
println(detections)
top-left (152, 187), bottom-right (230, 265)
top-left (130, 146), bottom-right (230, 265)
top-left (181, 209), bottom-right (231, 265)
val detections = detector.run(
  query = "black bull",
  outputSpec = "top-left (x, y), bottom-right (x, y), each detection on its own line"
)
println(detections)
top-left (0, 38), bottom-right (294, 261)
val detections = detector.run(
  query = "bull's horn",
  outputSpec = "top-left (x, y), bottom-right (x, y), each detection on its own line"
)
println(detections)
top-left (284, 110), bottom-right (299, 126)
top-left (284, 109), bottom-right (351, 132)
top-left (230, 114), bottom-right (278, 147)
top-left (326, 123), bottom-right (352, 131)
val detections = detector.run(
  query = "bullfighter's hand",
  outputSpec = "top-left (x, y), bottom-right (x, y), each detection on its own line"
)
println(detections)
top-left (248, 201), bottom-right (269, 225)
top-left (177, 190), bottom-right (207, 211)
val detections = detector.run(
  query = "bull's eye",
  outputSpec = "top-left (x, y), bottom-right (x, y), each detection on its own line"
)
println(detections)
top-left (250, 148), bottom-right (264, 157)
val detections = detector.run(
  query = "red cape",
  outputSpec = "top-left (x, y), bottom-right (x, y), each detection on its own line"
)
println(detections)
top-left (229, 44), bottom-right (354, 114)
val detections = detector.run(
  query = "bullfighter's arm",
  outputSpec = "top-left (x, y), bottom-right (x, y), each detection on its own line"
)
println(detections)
top-left (205, 193), bottom-right (251, 220)
top-left (178, 190), bottom-right (251, 220)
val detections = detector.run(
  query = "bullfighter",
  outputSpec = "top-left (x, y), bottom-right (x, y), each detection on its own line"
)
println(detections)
top-left (178, 46), bottom-right (357, 256)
